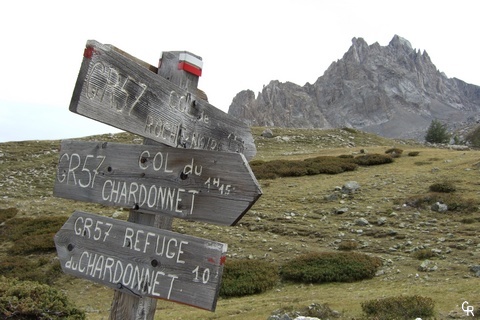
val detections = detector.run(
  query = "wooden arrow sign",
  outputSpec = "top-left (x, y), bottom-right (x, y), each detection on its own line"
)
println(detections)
top-left (53, 140), bottom-right (261, 226)
top-left (54, 211), bottom-right (227, 311)
top-left (69, 40), bottom-right (256, 160)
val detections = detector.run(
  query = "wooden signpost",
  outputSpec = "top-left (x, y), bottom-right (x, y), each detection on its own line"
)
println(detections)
top-left (54, 211), bottom-right (227, 311)
top-left (55, 40), bottom-right (261, 319)
top-left (53, 140), bottom-right (261, 226)
top-left (69, 40), bottom-right (256, 161)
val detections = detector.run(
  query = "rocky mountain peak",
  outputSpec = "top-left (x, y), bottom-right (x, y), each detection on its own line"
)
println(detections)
top-left (228, 35), bottom-right (480, 141)
top-left (388, 34), bottom-right (413, 51)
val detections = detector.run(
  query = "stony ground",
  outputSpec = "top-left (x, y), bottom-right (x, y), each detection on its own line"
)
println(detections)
top-left (1, 127), bottom-right (480, 319)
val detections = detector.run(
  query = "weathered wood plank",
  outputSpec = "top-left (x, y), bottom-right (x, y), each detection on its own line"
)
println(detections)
top-left (70, 40), bottom-right (256, 160)
top-left (54, 211), bottom-right (227, 311)
top-left (53, 140), bottom-right (261, 226)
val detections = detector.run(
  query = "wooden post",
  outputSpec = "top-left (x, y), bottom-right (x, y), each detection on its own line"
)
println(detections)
top-left (109, 51), bottom-right (203, 320)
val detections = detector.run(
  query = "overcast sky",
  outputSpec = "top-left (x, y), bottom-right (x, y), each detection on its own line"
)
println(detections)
top-left (1, 0), bottom-right (479, 142)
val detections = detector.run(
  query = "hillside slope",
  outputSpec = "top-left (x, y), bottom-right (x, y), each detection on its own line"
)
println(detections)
top-left (1, 129), bottom-right (479, 319)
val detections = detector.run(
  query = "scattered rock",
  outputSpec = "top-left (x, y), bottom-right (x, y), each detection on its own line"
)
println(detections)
top-left (431, 202), bottom-right (448, 212)
top-left (470, 265), bottom-right (480, 277)
top-left (377, 217), bottom-right (387, 225)
top-left (112, 211), bottom-right (124, 218)
top-left (418, 260), bottom-right (438, 272)
top-left (342, 181), bottom-right (360, 194)
top-left (324, 193), bottom-right (339, 201)
top-left (262, 129), bottom-right (274, 138)
top-left (335, 208), bottom-right (349, 214)
top-left (355, 218), bottom-right (369, 226)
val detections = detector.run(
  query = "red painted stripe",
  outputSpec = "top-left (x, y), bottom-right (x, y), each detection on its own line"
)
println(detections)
top-left (178, 61), bottom-right (202, 77)
top-left (84, 46), bottom-right (94, 59)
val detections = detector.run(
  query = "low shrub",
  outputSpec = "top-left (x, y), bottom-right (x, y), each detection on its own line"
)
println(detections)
top-left (0, 276), bottom-right (85, 319)
top-left (464, 125), bottom-right (480, 147)
top-left (250, 153), bottom-right (396, 180)
top-left (385, 148), bottom-right (403, 158)
top-left (404, 193), bottom-right (478, 213)
top-left (429, 181), bottom-right (456, 193)
top-left (361, 295), bottom-right (435, 319)
top-left (0, 256), bottom-right (62, 285)
top-left (460, 217), bottom-right (480, 224)
top-left (249, 157), bottom-right (358, 179)
top-left (219, 259), bottom-right (279, 298)
top-left (338, 240), bottom-right (358, 251)
top-left (269, 302), bottom-right (340, 319)
top-left (414, 161), bottom-right (432, 166)
top-left (408, 151), bottom-right (420, 156)
top-left (354, 154), bottom-right (394, 166)
top-left (342, 127), bottom-right (358, 134)
top-left (413, 249), bottom-right (436, 260)
top-left (0, 216), bottom-right (66, 255)
top-left (280, 252), bottom-right (382, 284)
top-left (0, 207), bottom-right (18, 223)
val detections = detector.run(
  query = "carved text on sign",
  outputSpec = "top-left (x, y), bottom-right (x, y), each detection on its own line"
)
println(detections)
top-left (71, 40), bottom-right (257, 159)
top-left (55, 211), bottom-right (227, 309)
top-left (53, 141), bottom-right (261, 225)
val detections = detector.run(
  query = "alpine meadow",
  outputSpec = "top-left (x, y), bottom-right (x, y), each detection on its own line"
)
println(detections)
top-left (1, 127), bottom-right (480, 319)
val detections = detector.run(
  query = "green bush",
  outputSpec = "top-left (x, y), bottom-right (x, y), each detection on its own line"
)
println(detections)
top-left (219, 259), bottom-right (279, 298)
top-left (460, 217), bottom-right (480, 224)
top-left (425, 119), bottom-right (450, 143)
top-left (0, 276), bottom-right (85, 319)
top-left (0, 216), bottom-right (66, 255)
top-left (404, 193), bottom-right (478, 213)
top-left (385, 148), bottom-right (403, 158)
top-left (0, 207), bottom-right (18, 223)
top-left (280, 252), bottom-right (382, 284)
top-left (250, 152), bottom-right (397, 180)
top-left (354, 154), bottom-right (394, 166)
top-left (429, 181), bottom-right (456, 193)
top-left (0, 256), bottom-right (62, 285)
top-left (413, 249), bottom-right (436, 260)
top-left (408, 151), bottom-right (420, 156)
top-left (250, 157), bottom-right (358, 179)
top-left (338, 240), bottom-right (358, 251)
top-left (342, 127), bottom-right (358, 134)
top-left (269, 302), bottom-right (340, 319)
top-left (361, 295), bottom-right (435, 319)
top-left (465, 125), bottom-right (480, 147)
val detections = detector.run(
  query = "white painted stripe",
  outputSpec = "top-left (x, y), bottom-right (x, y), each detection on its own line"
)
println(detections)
top-left (179, 52), bottom-right (203, 69)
